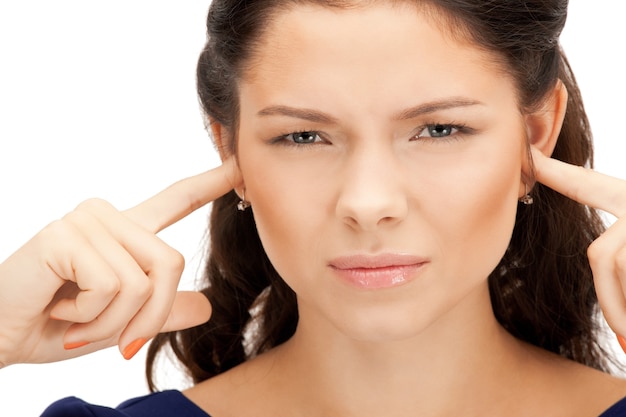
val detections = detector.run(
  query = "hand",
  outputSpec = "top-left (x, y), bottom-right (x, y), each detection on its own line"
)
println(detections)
top-left (531, 147), bottom-right (626, 343)
top-left (0, 157), bottom-right (241, 366)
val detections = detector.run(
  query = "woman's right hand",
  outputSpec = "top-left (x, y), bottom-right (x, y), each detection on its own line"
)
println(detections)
top-left (0, 157), bottom-right (241, 367)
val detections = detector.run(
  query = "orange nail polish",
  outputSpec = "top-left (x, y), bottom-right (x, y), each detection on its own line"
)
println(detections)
top-left (64, 341), bottom-right (89, 350)
top-left (617, 335), bottom-right (626, 353)
top-left (122, 338), bottom-right (147, 360)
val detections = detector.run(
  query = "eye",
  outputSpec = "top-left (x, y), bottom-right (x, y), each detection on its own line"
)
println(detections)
top-left (268, 130), bottom-right (329, 148)
top-left (415, 124), bottom-right (459, 139)
top-left (284, 131), bottom-right (323, 144)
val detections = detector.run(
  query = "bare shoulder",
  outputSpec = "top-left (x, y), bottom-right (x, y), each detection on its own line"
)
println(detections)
top-left (183, 350), bottom-right (280, 417)
top-left (571, 365), bottom-right (626, 415)
top-left (571, 367), bottom-right (626, 416)
top-left (528, 348), bottom-right (626, 416)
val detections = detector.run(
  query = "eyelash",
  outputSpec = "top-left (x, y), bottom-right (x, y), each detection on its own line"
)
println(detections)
top-left (270, 122), bottom-right (474, 147)
top-left (270, 130), bottom-right (325, 147)
top-left (410, 122), bottom-right (473, 142)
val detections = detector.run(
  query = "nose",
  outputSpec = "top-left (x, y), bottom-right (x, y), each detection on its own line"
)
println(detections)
top-left (335, 145), bottom-right (408, 232)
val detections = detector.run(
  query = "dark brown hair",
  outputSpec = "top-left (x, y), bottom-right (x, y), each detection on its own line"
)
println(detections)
top-left (147, 0), bottom-right (612, 389)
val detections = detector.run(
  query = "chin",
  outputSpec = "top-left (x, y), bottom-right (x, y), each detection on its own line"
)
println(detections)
top-left (327, 302), bottom-right (444, 344)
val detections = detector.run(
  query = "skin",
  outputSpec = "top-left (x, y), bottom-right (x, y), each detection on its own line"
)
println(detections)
top-left (2, 2), bottom-right (626, 416)
top-left (186, 3), bottom-right (626, 417)
top-left (0, 159), bottom-right (240, 365)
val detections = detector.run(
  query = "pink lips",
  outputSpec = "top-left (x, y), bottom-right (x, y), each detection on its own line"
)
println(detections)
top-left (329, 254), bottom-right (429, 290)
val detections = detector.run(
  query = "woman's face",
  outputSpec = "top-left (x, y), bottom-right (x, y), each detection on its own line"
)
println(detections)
top-left (236, 3), bottom-right (527, 341)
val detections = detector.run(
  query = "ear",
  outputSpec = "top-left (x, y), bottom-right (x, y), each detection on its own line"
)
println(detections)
top-left (525, 80), bottom-right (568, 157)
top-left (209, 119), bottom-right (246, 196)
top-left (520, 80), bottom-right (568, 194)
top-left (209, 119), bottom-right (232, 161)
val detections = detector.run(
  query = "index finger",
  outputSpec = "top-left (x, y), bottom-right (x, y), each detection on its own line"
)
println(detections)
top-left (531, 147), bottom-right (626, 217)
top-left (124, 156), bottom-right (242, 233)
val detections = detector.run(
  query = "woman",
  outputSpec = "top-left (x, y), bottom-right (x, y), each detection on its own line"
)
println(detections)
top-left (2, 0), bottom-right (626, 415)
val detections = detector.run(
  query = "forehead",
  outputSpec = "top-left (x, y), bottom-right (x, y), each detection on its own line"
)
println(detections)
top-left (240, 3), bottom-right (515, 115)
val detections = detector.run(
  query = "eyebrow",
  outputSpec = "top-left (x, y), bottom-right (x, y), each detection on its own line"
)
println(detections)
top-left (256, 97), bottom-right (484, 123)
top-left (393, 98), bottom-right (485, 120)
top-left (257, 105), bottom-right (339, 124)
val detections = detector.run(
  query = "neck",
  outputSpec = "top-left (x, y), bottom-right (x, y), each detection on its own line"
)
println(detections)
top-left (269, 283), bottom-right (531, 417)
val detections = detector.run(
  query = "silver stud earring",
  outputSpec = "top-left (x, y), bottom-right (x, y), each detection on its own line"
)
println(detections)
top-left (519, 184), bottom-right (534, 205)
top-left (237, 189), bottom-right (250, 211)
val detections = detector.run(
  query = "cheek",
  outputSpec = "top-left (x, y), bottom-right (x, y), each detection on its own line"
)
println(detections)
top-left (418, 142), bottom-right (522, 278)
top-left (238, 150), bottom-right (328, 282)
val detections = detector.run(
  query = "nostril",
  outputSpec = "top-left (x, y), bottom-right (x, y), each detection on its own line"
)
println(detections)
top-left (342, 216), bottom-right (359, 229)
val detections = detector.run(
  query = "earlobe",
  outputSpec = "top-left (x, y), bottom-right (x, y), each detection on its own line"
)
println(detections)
top-left (524, 80), bottom-right (568, 157)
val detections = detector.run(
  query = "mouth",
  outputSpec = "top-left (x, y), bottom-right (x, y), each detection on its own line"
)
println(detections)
top-left (328, 254), bottom-right (429, 290)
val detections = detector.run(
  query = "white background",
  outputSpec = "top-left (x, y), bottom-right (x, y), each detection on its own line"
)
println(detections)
top-left (0, 1), bottom-right (625, 415)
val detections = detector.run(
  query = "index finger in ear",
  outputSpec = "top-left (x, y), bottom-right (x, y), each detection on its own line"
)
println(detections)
top-left (124, 156), bottom-right (243, 233)
top-left (531, 147), bottom-right (626, 218)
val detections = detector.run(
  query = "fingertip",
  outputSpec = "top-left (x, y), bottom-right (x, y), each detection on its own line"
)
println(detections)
top-left (49, 312), bottom-right (63, 321)
top-left (223, 155), bottom-right (244, 190)
top-left (529, 145), bottom-right (547, 163)
top-left (161, 291), bottom-right (213, 333)
top-left (121, 338), bottom-right (148, 360)
top-left (528, 145), bottom-right (554, 184)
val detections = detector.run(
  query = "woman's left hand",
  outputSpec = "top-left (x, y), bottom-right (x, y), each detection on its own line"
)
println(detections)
top-left (531, 146), bottom-right (626, 346)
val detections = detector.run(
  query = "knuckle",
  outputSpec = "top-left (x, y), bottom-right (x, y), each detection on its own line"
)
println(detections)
top-left (37, 220), bottom-right (84, 255)
top-left (587, 239), bottom-right (608, 266)
top-left (169, 250), bottom-right (186, 273)
top-left (69, 198), bottom-right (117, 219)
top-left (74, 198), bottom-right (114, 214)
top-left (156, 248), bottom-right (185, 275)
top-left (62, 208), bottom-right (96, 228)
top-left (125, 276), bottom-right (154, 300)
top-left (39, 219), bottom-right (73, 242)
top-left (95, 276), bottom-right (121, 299)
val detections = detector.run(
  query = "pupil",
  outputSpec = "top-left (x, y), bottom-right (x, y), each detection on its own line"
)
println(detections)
top-left (294, 132), bottom-right (316, 143)
top-left (429, 125), bottom-right (451, 138)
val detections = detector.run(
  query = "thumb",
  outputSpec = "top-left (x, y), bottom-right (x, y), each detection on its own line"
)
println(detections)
top-left (160, 291), bottom-right (212, 333)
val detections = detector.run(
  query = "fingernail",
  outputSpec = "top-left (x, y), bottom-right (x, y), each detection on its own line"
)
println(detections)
top-left (617, 335), bottom-right (626, 353)
top-left (64, 341), bottom-right (89, 350)
top-left (122, 338), bottom-right (147, 360)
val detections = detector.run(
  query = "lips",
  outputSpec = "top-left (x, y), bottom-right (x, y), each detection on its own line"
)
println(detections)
top-left (328, 254), bottom-right (429, 290)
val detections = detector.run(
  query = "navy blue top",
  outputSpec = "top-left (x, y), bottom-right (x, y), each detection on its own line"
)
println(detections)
top-left (41, 391), bottom-right (210, 417)
top-left (41, 390), bottom-right (626, 416)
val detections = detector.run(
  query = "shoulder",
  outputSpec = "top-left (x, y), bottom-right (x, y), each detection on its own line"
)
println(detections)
top-left (513, 344), bottom-right (626, 416)
top-left (548, 362), bottom-right (626, 417)
top-left (551, 361), bottom-right (626, 416)
top-left (41, 390), bottom-right (210, 417)
top-left (184, 350), bottom-right (285, 417)
top-left (601, 395), bottom-right (626, 417)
